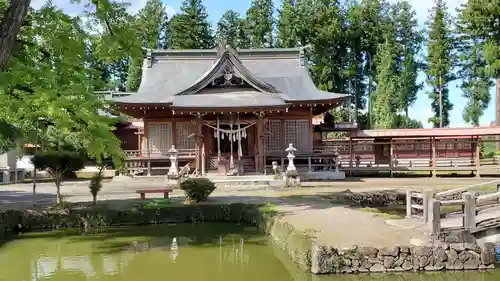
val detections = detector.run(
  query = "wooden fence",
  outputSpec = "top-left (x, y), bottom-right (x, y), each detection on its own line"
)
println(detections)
top-left (405, 180), bottom-right (500, 234)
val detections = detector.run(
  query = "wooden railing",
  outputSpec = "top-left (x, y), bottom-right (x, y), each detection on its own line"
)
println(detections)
top-left (428, 190), bottom-right (500, 234)
top-left (124, 149), bottom-right (197, 159)
top-left (405, 180), bottom-right (500, 234)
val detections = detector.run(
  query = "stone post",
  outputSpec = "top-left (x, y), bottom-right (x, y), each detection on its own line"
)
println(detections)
top-left (406, 190), bottom-right (412, 218)
top-left (422, 190), bottom-right (434, 223)
top-left (285, 143), bottom-right (297, 172)
top-left (427, 199), bottom-right (441, 235)
top-left (168, 145), bottom-right (178, 175)
top-left (462, 192), bottom-right (476, 230)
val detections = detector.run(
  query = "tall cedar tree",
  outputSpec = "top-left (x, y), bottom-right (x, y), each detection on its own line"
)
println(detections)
top-left (246, 0), bottom-right (274, 48)
top-left (308, 0), bottom-right (346, 93)
top-left (372, 38), bottom-right (399, 128)
top-left (276, 0), bottom-right (314, 47)
top-left (391, 1), bottom-right (422, 119)
top-left (457, 0), bottom-right (500, 128)
top-left (345, 1), bottom-right (367, 112)
top-left (425, 0), bottom-right (454, 127)
top-left (216, 10), bottom-right (243, 48)
top-left (126, 0), bottom-right (167, 91)
top-left (168, 0), bottom-right (214, 49)
top-left (276, 0), bottom-right (298, 48)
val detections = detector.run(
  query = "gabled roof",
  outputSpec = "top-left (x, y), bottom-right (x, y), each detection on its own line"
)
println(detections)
top-left (111, 45), bottom-right (349, 108)
top-left (175, 46), bottom-right (281, 96)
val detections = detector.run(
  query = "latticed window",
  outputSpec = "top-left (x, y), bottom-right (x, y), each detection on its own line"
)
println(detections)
top-left (285, 120), bottom-right (310, 151)
top-left (264, 120), bottom-right (282, 151)
top-left (176, 122), bottom-right (196, 150)
top-left (147, 123), bottom-right (172, 154)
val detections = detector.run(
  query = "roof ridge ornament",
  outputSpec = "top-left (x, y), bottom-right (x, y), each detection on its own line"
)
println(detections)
top-left (298, 45), bottom-right (311, 68)
top-left (216, 40), bottom-right (239, 60)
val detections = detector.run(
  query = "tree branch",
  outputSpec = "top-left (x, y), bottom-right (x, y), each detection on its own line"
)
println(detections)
top-left (0, 0), bottom-right (31, 71)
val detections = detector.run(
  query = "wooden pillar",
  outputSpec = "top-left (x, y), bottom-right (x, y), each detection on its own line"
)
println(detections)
top-left (172, 120), bottom-right (177, 147)
top-left (389, 138), bottom-right (394, 177)
top-left (475, 137), bottom-right (481, 178)
top-left (195, 114), bottom-right (204, 175)
top-left (280, 118), bottom-right (286, 169)
top-left (256, 113), bottom-right (265, 173)
top-left (309, 108), bottom-right (314, 152)
top-left (431, 137), bottom-right (436, 178)
top-left (143, 119), bottom-right (151, 176)
top-left (348, 137), bottom-right (353, 177)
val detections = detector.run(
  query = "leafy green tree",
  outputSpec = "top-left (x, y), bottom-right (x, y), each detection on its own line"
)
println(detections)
top-left (0, 3), bottom-right (124, 164)
top-left (425, 0), bottom-right (454, 127)
top-left (372, 38), bottom-right (399, 128)
top-left (168, 0), bottom-right (214, 49)
top-left (245, 0), bottom-right (274, 48)
top-left (457, 0), bottom-right (500, 128)
top-left (216, 10), bottom-right (244, 48)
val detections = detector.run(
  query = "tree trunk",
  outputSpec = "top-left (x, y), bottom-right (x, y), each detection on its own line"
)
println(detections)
top-left (496, 78), bottom-right (500, 151)
top-left (92, 195), bottom-right (97, 205)
top-left (55, 178), bottom-right (62, 204)
top-left (0, 0), bottom-right (31, 71)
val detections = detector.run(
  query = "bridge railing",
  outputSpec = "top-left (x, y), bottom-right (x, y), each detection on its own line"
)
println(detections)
top-left (406, 180), bottom-right (500, 224)
top-left (428, 189), bottom-right (500, 234)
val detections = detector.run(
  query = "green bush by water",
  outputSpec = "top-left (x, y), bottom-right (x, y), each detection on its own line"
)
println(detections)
top-left (180, 178), bottom-right (216, 203)
top-left (0, 203), bottom-right (278, 236)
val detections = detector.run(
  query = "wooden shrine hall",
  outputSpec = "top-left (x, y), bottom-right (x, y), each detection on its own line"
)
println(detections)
top-left (110, 44), bottom-right (500, 177)
top-left (111, 44), bottom-right (350, 175)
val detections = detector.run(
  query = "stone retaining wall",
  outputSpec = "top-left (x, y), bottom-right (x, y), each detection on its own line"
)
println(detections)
top-left (311, 242), bottom-right (497, 274)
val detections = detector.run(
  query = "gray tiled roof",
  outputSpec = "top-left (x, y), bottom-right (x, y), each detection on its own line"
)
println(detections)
top-left (112, 47), bottom-right (349, 107)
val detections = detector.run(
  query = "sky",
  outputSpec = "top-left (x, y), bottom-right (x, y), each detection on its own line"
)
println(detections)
top-left (29, 0), bottom-right (496, 128)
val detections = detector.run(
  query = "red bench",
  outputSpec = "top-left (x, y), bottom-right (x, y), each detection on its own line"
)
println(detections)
top-left (136, 188), bottom-right (173, 200)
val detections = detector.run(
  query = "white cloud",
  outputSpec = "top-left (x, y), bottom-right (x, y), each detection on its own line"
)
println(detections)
top-left (388, 0), bottom-right (468, 25)
top-left (165, 5), bottom-right (176, 17)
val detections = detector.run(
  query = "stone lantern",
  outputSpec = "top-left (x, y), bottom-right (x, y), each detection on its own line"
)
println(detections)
top-left (332, 148), bottom-right (341, 172)
top-left (284, 143), bottom-right (300, 187)
top-left (168, 145), bottom-right (179, 176)
top-left (285, 143), bottom-right (297, 172)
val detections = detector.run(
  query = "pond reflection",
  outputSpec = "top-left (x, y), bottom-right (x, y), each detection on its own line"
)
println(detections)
top-left (0, 223), bottom-right (498, 281)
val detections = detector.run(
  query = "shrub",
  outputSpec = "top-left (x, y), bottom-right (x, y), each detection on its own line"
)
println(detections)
top-left (180, 178), bottom-right (216, 203)
top-left (89, 165), bottom-right (105, 205)
top-left (31, 150), bottom-right (86, 204)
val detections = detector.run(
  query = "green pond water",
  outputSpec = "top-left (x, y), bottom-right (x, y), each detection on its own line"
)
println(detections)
top-left (0, 223), bottom-right (499, 281)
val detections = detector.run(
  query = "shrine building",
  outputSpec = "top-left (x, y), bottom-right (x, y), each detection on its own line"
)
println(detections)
top-left (111, 44), bottom-right (351, 175)
top-left (110, 45), bottom-right (500, 178)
